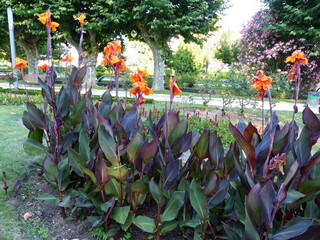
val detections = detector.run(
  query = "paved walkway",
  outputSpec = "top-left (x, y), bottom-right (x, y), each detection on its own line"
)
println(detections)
top-left (1, 82), bottom-right (318, 113)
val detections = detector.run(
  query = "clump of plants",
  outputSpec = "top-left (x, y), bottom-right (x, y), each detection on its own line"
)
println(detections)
top-left (21, 10), bottom-right (320, 240)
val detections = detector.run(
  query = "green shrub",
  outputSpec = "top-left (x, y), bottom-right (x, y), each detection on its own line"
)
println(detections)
top-left (176, 74), bottom-right (197, 88)
top-left (0, 93), bottom-right (43, 105)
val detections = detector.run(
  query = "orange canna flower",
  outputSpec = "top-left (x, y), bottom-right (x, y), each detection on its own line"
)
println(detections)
top-left (130, 68), bottom-right (148, 82)
top-left (61, 55), bottom-right (74, 63)
top-left (250, 70), bottom-right (272, 96)
top-left (38, 12), bottom-right (51, 25)
top-left (49, 21), bottom-right (59, 31)
top-left (169, 76), bottom-right (182, 97)
top-left (13, 57), bottom-right (28, 70)
top-left (285, 50), bottom-right (308, 64)
top-left (75, 14), bottom-right (86, 25)
top-left (39, 64), bottom-right (50, 72)
top-left (104, 41), bottom-right (122, 56)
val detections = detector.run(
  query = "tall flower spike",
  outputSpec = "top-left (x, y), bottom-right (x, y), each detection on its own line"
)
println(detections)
top-left (169, 76), bottom-right (182, 97)
top-left (13, 57), bottom-right (28, 70)
top-left (250, 70), bottom-right (272, 96)
top-left (75, 14), bottom-right (86, 26)
top-left (61, 55), bottom-right (74, 63)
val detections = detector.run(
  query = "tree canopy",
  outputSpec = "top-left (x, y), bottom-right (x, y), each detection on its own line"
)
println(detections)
top-left (263, 0), bottom-right (320, 55)
top-left (112, 0), bottom-right (227, 90)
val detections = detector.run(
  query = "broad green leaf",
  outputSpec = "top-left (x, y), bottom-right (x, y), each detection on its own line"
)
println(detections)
top-left (194, 128), bottom-right (210, 160)
top-left (193, 231), bottom-right (202, 240)
top-left (168, 118), bottom-right (188, 146)
top-left (98, 126), bottom-right (118, 166)
top-left (126, 131), bottom-right (144, 164)
top-left (149, 178), bottom-right (164, 203)
top-left (270, 220), bottom-right (313, 240)
top-left (295, 127), bottom-right (311, 167)
top-left (161, 191), bottom-right (184, 222)
top-left (160, 221), bottom-right (179, 235)
top-left (104, 177), bottom-right (120, 199)
top-left (122, 213), bottom-right (135, 231)
top-left (284, 160), bottom-right (299, 186)
top-left (133, 216), bottom-right (156, 233)
top-left (79, 129), bottom-right (90, 163)
top-left (36, 193), bottom-right (59, 204)
top-left (244, 198), bottom-right (260, 240)
top-left (110, 206), bottom-right (130, 225)
top-left (106, 165), bottom-right (130, 181)
top-left (190, 180), bottom-right (206, 219)
top-left (43, 155), bottom-right (58, 182)
top-left (58, 157), bottom-right (70, 191)
top-left (82, 167), bottom-right (97, 184)
top-left (282, 189), bottom-right (305, 204)
top-left (299, 178), bottom-right (320, 196)
top-left (130, 179), bottom-right (148, 193)
top-left (68, 148), bottom-right (84, 177)
top-left (23, 138), bottom-right (47, 156)
top-left (101, 199), bottom-right (113, 212)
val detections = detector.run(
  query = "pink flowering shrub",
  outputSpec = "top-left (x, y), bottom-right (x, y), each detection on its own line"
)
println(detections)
top-left (237, 9), bottom-right (320, 98)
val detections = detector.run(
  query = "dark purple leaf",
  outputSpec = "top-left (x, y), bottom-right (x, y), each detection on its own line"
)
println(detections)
top-left (205, 173), bottom-right (219, 198)
top-left (274, 183), bottom-right (287, 205)
top-left (273, 123), bottom-right (290, 154)
top-left (113, 122), bottom-right (127, 145)
top-left (246, 183), bottom-right (262, 226)
top-left (98, 101), bottom-right (111, 120)
top-left (291, 225), bottom-right (320, 240)
top-left (167, 109), bottom-right (179, 135)
top-left (223, 142), bottom-right (237, 177)
top-left (140, 138), bottom-right (159, 165)
top-left (95, 149), bottom-right (108, 187)
top-left (259, 180), bottom-right (276, 225)
top-left (301, 151), bottom-right (320, 180)
top-left (164, 160), bottom-right (180, 191)
top-left (96, 112), bottom-right (114, 138)
top-left (229, 122), bottom-right (256, 171)
top-left (303, 105), bottom-right (320, 133)
top-left (207, 179), bottom-right (230, 208)
top-left (121, 109), bottom-right (137, 139)
top-left (244, 122), bottom-right (261, 146)
top-left (26, 102), bottom-right (46, 129)
top-left (102, 90), bottom-right (113, 104)
top-left (98, 126), bottom-right (118, 166)
top-left (179, 131), bottom-right (193, 153)
top-left (270, 220), bottom-right (313, 240)
top-left (209, 136), bottom-right (224, 170)
top-left (22, 111), bottom-right (35, 131)
top-left (14, 180), bottom-right (22, 196)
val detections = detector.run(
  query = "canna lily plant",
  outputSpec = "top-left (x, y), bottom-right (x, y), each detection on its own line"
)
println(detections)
top-left (22, 10), bottom-right (320, 240)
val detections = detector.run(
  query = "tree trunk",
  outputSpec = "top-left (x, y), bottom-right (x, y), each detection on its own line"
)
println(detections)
top-left (82, 51), bottom-right (98, 86)
top-left (17, 40), bottom-right (39, 76)
top-left (148, 44), bottom-right (165, 91)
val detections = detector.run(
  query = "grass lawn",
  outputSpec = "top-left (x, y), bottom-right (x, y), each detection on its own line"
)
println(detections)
top-left (0, 105), bottom-right (30, 240)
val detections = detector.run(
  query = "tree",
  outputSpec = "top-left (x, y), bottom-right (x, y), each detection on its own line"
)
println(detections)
top-left (113, 0), bottom-right (226, 90)
top-left (237, 9), bottom-right (320, 97)
top-left (263, 0), bottom-right (320, 55)
top-left (214, 31), bottom-right (239, 65)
